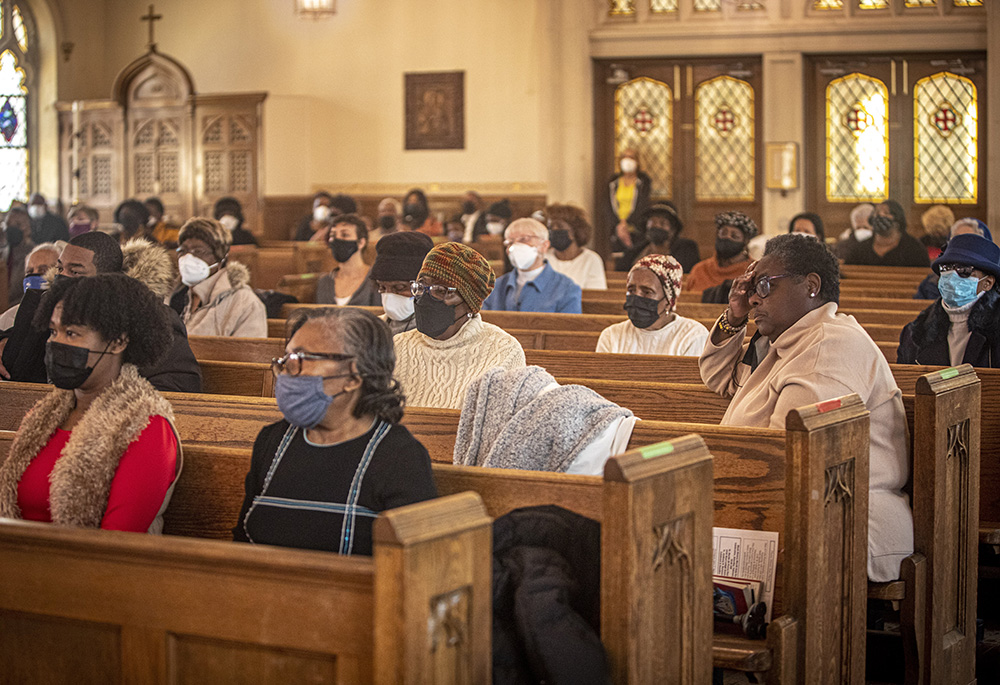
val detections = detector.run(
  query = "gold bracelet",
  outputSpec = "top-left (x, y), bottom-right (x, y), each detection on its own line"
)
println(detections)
top-left (717, 308), bottom-right (747, 336)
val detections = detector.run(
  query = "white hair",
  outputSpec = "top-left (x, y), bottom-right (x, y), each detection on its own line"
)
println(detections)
top-left (504, 217), bottom-right (548, 241)
top-left (378, 197), bottom-right (401, 214)
top-left (950, 217), bottom-right (984, 238)
top-left (25, 241), bottom-right (62, 266)
top-left (850, 203), bottom-right (875, 230)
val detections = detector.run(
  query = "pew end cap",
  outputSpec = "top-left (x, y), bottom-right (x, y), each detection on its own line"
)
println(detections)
top-left (373, 491), bottom-right (490, 547)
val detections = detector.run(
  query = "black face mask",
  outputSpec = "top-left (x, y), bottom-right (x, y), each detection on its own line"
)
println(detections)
top-left (647, 227), bottom-right (672, 246)
top-left (378, 215), bottom-right (397, 231)
top-left (624, 294), bottom-right (663, 329)
top-left (414, 294), bottom-right (462, 338)
top-left (549, 228), bottom-right (573, 252)
top-left (461, 201), bottom-right (477, 215)
top-left (331, 239), bottom-right (359, 263)
top-left (715, 237), bottom-right (745, 260)
top-left (871, 214), bottom-right (896, 238)
top-left (45, 340), bottom-right (112, 390)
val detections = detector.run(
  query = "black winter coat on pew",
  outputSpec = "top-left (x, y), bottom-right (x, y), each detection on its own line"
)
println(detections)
top-left (897, 289), bottom-right (1000, 368)
top-left (492, 505), bottom-right (611, 685)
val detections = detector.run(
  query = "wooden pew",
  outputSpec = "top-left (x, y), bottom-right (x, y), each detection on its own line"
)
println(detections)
top-left (0, 482), bottom-right (492, 684)
top-left (582, 297), bottom-right (929, 316)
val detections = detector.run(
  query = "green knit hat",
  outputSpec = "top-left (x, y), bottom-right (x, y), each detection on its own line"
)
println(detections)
top-left (417, 242), bottom-right (495, 313)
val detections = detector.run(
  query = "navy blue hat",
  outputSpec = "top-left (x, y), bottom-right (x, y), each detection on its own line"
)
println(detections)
top-left (932, 233), bottom-right (1000, 279)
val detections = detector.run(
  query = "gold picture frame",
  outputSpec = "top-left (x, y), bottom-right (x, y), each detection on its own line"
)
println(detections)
top-left (765, 142), bottom-right (798, 191)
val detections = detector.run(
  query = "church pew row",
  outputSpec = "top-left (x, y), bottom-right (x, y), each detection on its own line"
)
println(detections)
top-left (583, 296), bottom-right (929, 316)
top-left (0, 482), bottom-right (492, 684)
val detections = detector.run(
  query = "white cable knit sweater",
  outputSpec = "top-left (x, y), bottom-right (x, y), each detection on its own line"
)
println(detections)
top-left (393, 314), bottom-right (527, 409)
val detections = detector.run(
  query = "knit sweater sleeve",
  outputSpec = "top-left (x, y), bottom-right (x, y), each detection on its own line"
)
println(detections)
top-left (100, 416), bottom-right (178, 533)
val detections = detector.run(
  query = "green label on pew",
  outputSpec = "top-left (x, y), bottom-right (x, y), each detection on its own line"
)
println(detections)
top-left (639, 441), bottom-right (674, 459)
top-left (940, 368), bottom-right (960, 380)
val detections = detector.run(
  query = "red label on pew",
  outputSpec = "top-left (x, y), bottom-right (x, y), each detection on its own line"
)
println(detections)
top-left (816, 399), bottom-right (842, 413)
top-left (940, 368), bottom-right (960, 380)
top-left (639, 441), bottom-right (674, 459)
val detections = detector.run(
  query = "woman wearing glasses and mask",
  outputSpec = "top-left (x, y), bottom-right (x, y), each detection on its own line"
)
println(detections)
top-left (699, 234), bottom-right (912, 583)
top-left (167, 217), bottom-right (266, 338)
top-left (898, 232), bottom-right (1000, 367)
top-left (393, 242), bottom-right (525, 409)
top-left (233, 307), bottom-right (436, 555)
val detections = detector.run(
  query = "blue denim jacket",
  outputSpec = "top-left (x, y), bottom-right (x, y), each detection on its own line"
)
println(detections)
top-left (482, 262), bottom-right (582, 313)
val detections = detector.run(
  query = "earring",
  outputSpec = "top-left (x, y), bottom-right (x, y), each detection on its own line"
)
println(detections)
top-left (809, 292), bottom-right (816, 298)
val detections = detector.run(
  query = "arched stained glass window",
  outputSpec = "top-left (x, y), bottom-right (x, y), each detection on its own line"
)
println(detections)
top-left (608, 0), bottom-right (635, 16)
top-left (11, 4), bottom-right (25, 52)
top-left (694, 0), bottom-right (722, 10)
top-left (0, 2), bottom-right (31, 210)
top-left (825, 73), bottom-right (888, 202)
top-left (614, 77), bottom-right (673, 199)
top-left (858, 0), bottom-right (889, 8)
top-left (813, 0), bottom-right (844, 8)
top-left (695, 76), bottom-right (755, 201)
top-left (914, 72), bottom-right (977, 204)
top-left (953, 0), bottom-right (983, 6)
top-left (650, 0), bottom-right (678, 12)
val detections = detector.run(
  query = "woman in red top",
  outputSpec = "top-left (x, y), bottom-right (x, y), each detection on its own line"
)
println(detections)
top-left (0, 273), bottom-right (181, 533)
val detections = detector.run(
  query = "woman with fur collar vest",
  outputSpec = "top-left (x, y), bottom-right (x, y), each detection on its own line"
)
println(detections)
top-left (0, 274), bottom-right (181, 533)
top-left (167, 217), bottom-right (267, 338)
top-left (898, 233), bottom-right (1000, 367)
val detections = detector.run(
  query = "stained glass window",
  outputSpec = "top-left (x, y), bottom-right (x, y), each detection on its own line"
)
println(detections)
top-left (858, 0), bottom-right (889, 8)
top-left (695, 76), bottom-right (755, 201)
top-left (953, 0), bottom-right (983, 6)
top-left (608, 0), bottom-right (635, 15)
top-left (11, 5), bottom-right (25, 52)
top-left (694, 0), bottom-right (722, 11)
top-left (614, 77), bottom-right (673, 199)
top-left (0, 49), bottom-right (26, 210)
top-left (825, 73), bottom-right (888, 203)
top-left (650, 0), bottom-right (678, 12)
top-left (813, 0), bottom-right (844, 8)
top-left (735, 1), bottom-right (765, 9)
top-left (914, 72), bottom-right (977, 204)
top-left (904, 0), bottom-right (936, 6)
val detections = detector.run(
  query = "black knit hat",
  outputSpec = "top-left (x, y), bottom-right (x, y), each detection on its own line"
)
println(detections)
top-left (369, 230), bottom-right (435, 282)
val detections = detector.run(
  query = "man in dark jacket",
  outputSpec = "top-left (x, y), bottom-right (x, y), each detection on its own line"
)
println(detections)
top-left (898, 232), bottom-right (1000, 367)
top-left (27, 193), bottom-right (69, 244)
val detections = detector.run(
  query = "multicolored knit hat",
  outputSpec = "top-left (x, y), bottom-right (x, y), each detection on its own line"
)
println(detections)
top-left (418, 242), bottom-right (495, 313)
top-left (629, 254), bottom-right (683, 312)
top-left (715, 211), bottom-right (758, 239)
top-left (178, 217), bottom-right (231, 262)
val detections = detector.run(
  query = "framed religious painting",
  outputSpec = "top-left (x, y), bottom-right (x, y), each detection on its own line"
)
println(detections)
top-left (405, 71), bottom-right (464, 150)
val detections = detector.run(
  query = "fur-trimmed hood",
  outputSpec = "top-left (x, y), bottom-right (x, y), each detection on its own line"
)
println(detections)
top-left (122, 238), bottom-right (177, 299)
top-left (0, 364), bottom-right (181, 531)
top-left (223, 260), bottom-right (251, 289)
top-left (909, 289), bottom-right (1000, 349)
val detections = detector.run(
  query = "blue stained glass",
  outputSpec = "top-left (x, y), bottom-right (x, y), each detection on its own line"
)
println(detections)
top-left (0, 98), bottom-right (17, 142)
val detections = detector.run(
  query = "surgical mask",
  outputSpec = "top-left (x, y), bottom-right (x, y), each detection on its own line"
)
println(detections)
top-left (620, 158), bottom-right (637, 174)
top-left (331, 238), bottom-right (359, 263)
top-left (313, 205), bottom-right (331, 222)
top-left (178, 253), bottom-right (216, 287)
top-left (715, 237), bottom-right (744, 260)
top-left (508, 243), bottom-right (539, 271)
top-left (27, 205), bottom-right (44, 220)
top-left (22, 274), bottom-right (45, 293)
top-left (624, 294), bottom-right (662, 329)
top-left (381, 293), bottom-right (414, 321)
top-left (45, 340), bottom-right (112, 390)
top-left (486, 221), bottom-right (505, 236)
top-left (462, 201), bottom-right (477, 215)
top-left (647, 227), bottom-right (671, 245)
top-left (938, 271), bottom-right (986, 309)
top-left (414, 294), bottom-right (462, 338)
top-left (69, 221), bottom-right (92, 237)
top-left (218, 215), bottom-right (239, 231)
top-left (378, 215), bottom-right (397, 231)
top-left (275, 374), bottom-right (349, 429)
top-left (853, 228), bottom-right (873, 242)
top-left (548, 229), bottom-right (573, 252)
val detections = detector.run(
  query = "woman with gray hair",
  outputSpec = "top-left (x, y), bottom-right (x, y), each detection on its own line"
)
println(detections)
top-left (233, 307), bottom-right (436, 555)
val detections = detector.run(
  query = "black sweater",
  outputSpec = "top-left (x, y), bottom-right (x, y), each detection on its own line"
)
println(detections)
top-left (845, 233), bottom-right (930, 268)
top-left (233, 419), bottom-right (437, 555)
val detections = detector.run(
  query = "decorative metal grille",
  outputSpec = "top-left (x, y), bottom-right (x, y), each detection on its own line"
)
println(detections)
top-left (914, 72), bottom-right (977, 204)
top-left (134, 121), bottom-right (154, 147)
top-left (92, 157), bottom-right (111, 195)
top-left (858, 0), bottom-right (889, 8)
top-left (0, 49), bottom-right (26, 210)
top-left (608, 0), bottom-right (634, 15)
top-left (953, 0), bottom-right (983, 5)
top-left (230, 150), bottom-right (250, 192)
top-left (694, 0), bottom-right (721, 10)
top-left (158, 153), bottom-right (178, 193)
top-left (230, 118), bottom-right (251, 145)
top-left (91, 123), bottom-right (110, 148)
top-left (695, 75), bottom-right (755, 201)
top-left (614, 77), bottom-right (673, 199)
top-left (825, 73), bottom-right (888, 203)
top-left (203, 118), bottom-right (223, 144)
top-left (157, 121), bottom-right (178, 147)
top-left (205, 151), bottom-right (224, 193)
top-left (78, 160), bottom-right (87, 196)
top-left (904, 0), bottom-right (936, 6)
top-left (650, 0), bottom-right (678, 11)
top-left (813, 0), bottom-right (843, 8)
top-left (134, 154), bottom-right (154, 193)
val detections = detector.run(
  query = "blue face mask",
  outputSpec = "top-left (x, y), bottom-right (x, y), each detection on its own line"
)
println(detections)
top-left (274, 374), bottom-right (349, 429)
top-left (22, 274), bottom-right (45, 293)
top-left (938, 270), bottom-right (985, 309)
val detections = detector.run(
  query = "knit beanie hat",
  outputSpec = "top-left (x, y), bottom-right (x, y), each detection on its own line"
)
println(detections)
top-left (715, 211), bottom-right (758, 240)
top-left (369, 230), bottom-right (434, 282)
top-left (629, 254), bottom-right (683, 312)
top-left (418, 243), bottom-right (495, 313)
top-left (178, 217), bottom-right (231, 262)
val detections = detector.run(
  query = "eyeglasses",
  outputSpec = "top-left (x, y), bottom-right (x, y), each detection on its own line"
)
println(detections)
top-left (176, 245), bottom-right (216, 262)
top-left (502, 236), bottom-right (544, 248)
top-left (377, 282), bottom-right (413, 296)
top-left (939, 264), bottom-right (979, 278)
top-left (752, 274), bottom-right (791, 299)
top-left (410, 281), bottom-right (457, 301)
top-left (271, 351), bottom-right (354, 378)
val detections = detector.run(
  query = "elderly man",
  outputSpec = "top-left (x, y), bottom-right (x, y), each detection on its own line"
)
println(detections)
top-left (370, 197), bottom-right (402, 243)
top-left (481, 218), bottom-right (582, 313)
top-left (0, 242), bottom-right (61, 329)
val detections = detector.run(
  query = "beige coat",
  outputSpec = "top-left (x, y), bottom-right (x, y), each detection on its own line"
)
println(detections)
top-left (171, 262), bottom-right (267, 338)
top-left (699, 302), bottom-right (913, 582)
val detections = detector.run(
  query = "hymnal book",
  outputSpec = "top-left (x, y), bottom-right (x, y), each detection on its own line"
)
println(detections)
top-left (712, 527), bottom-right (779, 623)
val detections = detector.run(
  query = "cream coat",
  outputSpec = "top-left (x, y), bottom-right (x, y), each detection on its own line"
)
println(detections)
top-left (170, 262), bottom-right (267, 338)
top-left (699, 302), bottom-right (913, 582)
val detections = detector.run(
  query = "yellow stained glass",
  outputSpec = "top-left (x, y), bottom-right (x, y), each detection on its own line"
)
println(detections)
top-left (814, 0), bottom-right (844, 8)
top-left (12, 5), bottom-right (26, 52)
top-left (825, 73), bottom-right (888, 203)
top-left (0, 1), bottom-right (4, 40)
top-left (953, 0), bottom-right (983, 5)
top-left (736, 1), bottom-right (765, 9)
top-left (650, 0), bottom-right (678, 12)
top-left (608, 0), bottom-right (635, 15)
top-left (695, 76), bottom-right (755, 202)
top-left (614, 77), bottom-right (673, 199)
top-left (694, 0), bottom-right (721, 11)
top-left (914, 72), bottom-right (977, 204)
top-left (858, 0), bottom-right (889, 8)
top-left (904, 0), bottom-right (936, 6)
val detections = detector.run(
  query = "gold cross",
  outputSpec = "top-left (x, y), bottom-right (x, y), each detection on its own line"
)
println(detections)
top-left (141, 4), bottom-right (162, 50)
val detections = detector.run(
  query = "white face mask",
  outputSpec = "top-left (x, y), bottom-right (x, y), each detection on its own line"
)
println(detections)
top-left (178, 253), bottom-right (216, 287)
top-left (486, 221), bottom-right (505, 236)
top-left (620, 158), bottom-right (637, 174)
top-left (381, 293), bottom-right (415, 321)
top-left (313, 205), bottom-right (331, 223)
top-left (28, 205), bottom-right (44, 220)
top-left (219, 215), bottom-right (239, 231)
top-left (508, 243), bottom-right (540, 271)
top-left (854, 228), bottom-right (873, 242)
